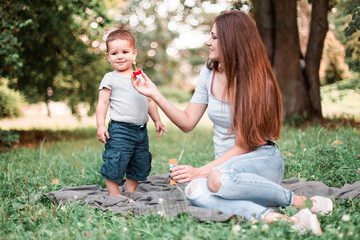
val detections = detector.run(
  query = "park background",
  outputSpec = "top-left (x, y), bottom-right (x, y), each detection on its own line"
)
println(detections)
top-left (1, 0), bottom-right (359, 239)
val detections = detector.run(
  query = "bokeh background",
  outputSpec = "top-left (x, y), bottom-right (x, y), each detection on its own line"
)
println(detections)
top-left (1, 0), bottom-right (359, 132)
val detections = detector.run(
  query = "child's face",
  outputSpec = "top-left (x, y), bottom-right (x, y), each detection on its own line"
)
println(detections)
top-left (106, 39), bottom-right (137, 74)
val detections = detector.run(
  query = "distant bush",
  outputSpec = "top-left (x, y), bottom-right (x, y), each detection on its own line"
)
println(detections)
top-left (321, 31), bottom-right (350, 85)
top-left (0, 81), bottom-right (26, 119)
top-left (337, 72), bottom-right (360, 91)
top-left (0, 129), bottom-right (19, 147)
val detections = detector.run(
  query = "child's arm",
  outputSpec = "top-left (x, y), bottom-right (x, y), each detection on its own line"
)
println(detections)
top-left (148, 97), bottom-right (168, 138)
top-left (96, 88), bottom-right (111, 143)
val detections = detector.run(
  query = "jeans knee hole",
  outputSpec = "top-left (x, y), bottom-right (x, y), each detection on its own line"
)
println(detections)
top-left (186, 182), bottom-right (198, 197)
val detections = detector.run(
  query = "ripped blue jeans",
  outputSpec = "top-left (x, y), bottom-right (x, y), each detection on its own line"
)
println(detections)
top-left (185, 145), bottom-right (293, 220)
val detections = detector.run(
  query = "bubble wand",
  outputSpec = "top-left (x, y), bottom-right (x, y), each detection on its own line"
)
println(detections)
top-left (169, 149), bottom-right (184, 185)
top-left (132, 60), bottom-right (145, 83)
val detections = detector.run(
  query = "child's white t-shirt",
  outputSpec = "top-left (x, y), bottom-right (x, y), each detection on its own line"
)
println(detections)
top-left (99, 72), bottom-right (149, 125)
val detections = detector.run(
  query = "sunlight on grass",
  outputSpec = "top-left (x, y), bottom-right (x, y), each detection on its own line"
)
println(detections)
top-left (321, 78), bottom-right (360, 120)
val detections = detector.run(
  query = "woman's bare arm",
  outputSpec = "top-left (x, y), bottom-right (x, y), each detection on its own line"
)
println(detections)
top-left (132, 72), bottom-right (207, 132)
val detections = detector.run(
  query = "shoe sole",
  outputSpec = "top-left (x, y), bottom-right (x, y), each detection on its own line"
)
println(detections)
top-left (309, 213), bottom-right (322, 236)
top-left (291, 209), bottom-right (322, 236)
top-left (326, 198), bottom-right (334, 212)
top-left (312, 197), bottom-right (334, 215)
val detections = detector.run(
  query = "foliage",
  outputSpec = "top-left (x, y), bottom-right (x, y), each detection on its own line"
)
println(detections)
top-left (0, 125), bottom-right (359, 239)
top-left (8, 127), bottom-right (96, 147)
top-left (324, 58), bottom-right (345, 84)
top-left (0, 79), bottom-right (26, 118)
top-left (0, 0), bottom-right (110, 116)
top-left (330, 0), bottom-right (360, 73)
top-left (322, 32), bottom-right (349, 85)
top-left (0, 129), bottom-right (19, 147)
top-left (0, 0), bottom-right (224, 118)
top-left (107, 0), bottom-right (217, 85)
top-left (0, 2), bottom-right (32, 78)
top-left (344, 2), bottom-right (360, 37)
top-left (283, 112), bottom-right (310, 127)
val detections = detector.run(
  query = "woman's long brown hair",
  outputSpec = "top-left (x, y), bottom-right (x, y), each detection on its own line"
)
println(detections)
top-left (207, 10), bottom-right (282, 151)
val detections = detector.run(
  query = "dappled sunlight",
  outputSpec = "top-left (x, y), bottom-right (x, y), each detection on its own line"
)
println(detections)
top-left (321, 84), bottom-right (360, 120)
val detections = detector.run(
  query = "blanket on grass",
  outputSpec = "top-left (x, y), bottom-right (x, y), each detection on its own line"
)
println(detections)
top-left (45, 174), bottom-right (360, 222)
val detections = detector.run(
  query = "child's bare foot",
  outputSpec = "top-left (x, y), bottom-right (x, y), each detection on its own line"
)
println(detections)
top-left (126, 190), bottom-right (143, 194)
top-left (110, 194), bottom-right (135, 203)
top-left (126, 198), bottom-right (135, 203)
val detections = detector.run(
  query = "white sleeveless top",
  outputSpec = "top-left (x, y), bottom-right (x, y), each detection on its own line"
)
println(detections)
top-left (190, 66), bottom-right (235, 158)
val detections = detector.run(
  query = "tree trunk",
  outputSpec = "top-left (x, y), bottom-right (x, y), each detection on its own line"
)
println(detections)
top-left (304, 0), bottom-right (328, 118)
top-left (252, 0), bottom-right (275, 64)
top-left (252, 0), bottom-right (328, 120)
top-left (272, 0), bottom-right (312, 119)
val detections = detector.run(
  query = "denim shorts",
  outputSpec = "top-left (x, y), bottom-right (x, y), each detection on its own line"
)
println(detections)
top-left (100, 121), bottom-right (152, 182)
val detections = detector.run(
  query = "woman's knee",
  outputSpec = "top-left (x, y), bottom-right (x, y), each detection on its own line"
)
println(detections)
top-left (185, 179), bottom-right (207, 200)
top-left (185, 181), bottom-right (197, 198)
top-left (207, 169), bottom-right (222, 193)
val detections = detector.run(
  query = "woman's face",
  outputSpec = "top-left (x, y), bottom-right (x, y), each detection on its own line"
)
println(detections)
top-left (206, 24), bottom-right (220, 61)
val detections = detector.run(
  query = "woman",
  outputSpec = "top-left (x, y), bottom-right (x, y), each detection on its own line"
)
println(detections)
top-left (132, 10), bottom-right (332, 235)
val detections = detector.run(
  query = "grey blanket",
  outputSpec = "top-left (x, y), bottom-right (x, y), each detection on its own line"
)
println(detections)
top-left (45, 174), bottom-right (360, 222)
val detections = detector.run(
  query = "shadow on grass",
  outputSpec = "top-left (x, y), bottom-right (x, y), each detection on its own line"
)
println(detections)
top-left (1, 127), bottom-right (96, 149)
top-left (1, 116), bottom-right (359, 150)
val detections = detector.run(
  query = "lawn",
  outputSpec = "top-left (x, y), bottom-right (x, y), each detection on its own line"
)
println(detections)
top-left (0, 123), bottom-right (359, 239)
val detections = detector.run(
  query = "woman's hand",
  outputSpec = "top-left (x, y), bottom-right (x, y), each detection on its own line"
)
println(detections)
top-left (170, 165), bottom-right (201, 183)
top-left (131, 71), bottom-right (160, 99)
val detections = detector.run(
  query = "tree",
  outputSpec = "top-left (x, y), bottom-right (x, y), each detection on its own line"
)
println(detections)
top-left (1, 0), bottom-right (218, 118)
top-left (0, 1), bottom-right (32, 78)
top-left (0, 0), bottom-right (110, 117)
top-left (107, 0), bottom-right (216, 85)
top-left (330, 0), bottom-right (360, 73)
top-left (250, 0), bottom-right (330, 120)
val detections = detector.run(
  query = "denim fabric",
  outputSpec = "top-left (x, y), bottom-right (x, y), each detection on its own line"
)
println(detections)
top-left (101, 121), bottom-right (152, 182)
top-left (185, 145), bottom-right (293, 220)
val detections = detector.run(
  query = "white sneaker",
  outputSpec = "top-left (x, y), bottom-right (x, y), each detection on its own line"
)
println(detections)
top-left (310, 196), bottom-right (333, 215)
top-left (291, 208), bottom-right (322, 236)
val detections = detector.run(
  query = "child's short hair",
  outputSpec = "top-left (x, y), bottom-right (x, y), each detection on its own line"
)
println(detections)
top-left (106, 29), bottom-right (136, 52)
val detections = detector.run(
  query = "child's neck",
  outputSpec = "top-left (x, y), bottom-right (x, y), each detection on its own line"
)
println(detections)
top-left (113, 68), bottom-right (133, 77)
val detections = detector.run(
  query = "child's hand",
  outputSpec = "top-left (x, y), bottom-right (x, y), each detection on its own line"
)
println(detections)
top-left (97, 126), bottom-right (109, 143)
top-left (155, 121), bottom-right (168, 138)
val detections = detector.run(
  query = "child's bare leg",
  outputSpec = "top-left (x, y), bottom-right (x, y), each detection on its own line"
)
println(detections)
top-left (125, 178), bottom-right (141, 193)
top-left (105, 179), bottom-right (134, 202)
top-left (105, 179), bottom-right (121, 195)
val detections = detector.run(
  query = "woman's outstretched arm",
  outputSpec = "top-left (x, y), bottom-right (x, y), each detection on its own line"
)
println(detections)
top-left (132, 72), bottom-right (207, 132)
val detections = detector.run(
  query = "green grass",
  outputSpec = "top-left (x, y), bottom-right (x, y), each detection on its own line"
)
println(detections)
top-left (0, 124), bottom-right (359, 239)
top-left (321, 72), bottom-right (360, 120)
